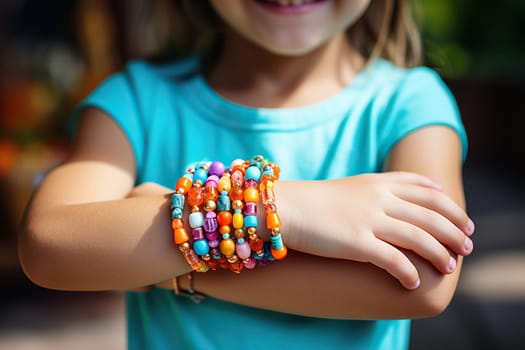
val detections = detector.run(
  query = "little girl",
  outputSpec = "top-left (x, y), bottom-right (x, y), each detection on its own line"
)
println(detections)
top-left (20, 0), bottom-right (475, 349)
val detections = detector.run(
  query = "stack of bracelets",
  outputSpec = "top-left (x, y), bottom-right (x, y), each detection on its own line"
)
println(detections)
top-left (170, 155), bottom-right (287, 275)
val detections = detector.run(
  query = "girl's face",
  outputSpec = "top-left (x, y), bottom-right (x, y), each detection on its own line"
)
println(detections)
top-left (209, 0), bottom-right (371, 56)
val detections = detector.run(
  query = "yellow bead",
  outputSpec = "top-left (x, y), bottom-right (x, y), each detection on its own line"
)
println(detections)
top-left (244, 188), bottom-right (259, 203)
top-left (233, 212), bottom-right (244, 229)
top-left (220, 238), bottom-right (235, 256)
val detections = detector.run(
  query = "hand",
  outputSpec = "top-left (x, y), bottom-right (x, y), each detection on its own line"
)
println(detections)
top-left (281, 172), bottom-right (475, 290)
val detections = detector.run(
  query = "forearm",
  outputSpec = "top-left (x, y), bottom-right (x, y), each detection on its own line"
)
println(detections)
top-left (20, 195), bottom-right (193, 291)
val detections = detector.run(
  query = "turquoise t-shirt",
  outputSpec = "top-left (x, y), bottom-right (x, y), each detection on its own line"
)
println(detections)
top-left (79, 57), bottom-right (467, 350)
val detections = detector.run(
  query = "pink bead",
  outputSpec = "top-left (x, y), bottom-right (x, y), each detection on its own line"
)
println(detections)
top-left (236, 240), bottom-right (251, 259)
top-left (206, 175), bottom-right (219, 188)
top-left (230, 159), bottom-right (244, 170)
top-left (205, 231), bottom-right (219, 241)
top-left (191, 227), bottom-right (204, 240)
top-left (244, 178), bottom-right (257, 188)
top-left (243, 202), bottom-right (257, 216)
top-left (243, 257), bottom-right (257, 269)
top-left (208, 239), bottom-right (220, 248)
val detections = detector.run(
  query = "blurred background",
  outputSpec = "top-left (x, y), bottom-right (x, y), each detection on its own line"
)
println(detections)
top-left (0, 0), bottom-right (524, 349)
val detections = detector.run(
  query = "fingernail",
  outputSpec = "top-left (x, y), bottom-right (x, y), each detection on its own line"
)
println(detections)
top-left (465, 219), bottom-right (475, 236)
top-left (409, 278), bottom-right (421, 290)
top-left (464, 237), bottom-right (473, 254)
top-left (447, 257), bottom-right (457, 273)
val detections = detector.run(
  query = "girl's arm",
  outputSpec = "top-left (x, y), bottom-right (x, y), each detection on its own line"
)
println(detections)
top-left (19, 108), bottom-right (472, 319)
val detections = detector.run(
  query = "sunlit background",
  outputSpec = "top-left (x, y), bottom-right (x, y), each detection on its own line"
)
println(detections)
top-left (1, 0), bottom-right (524, 349)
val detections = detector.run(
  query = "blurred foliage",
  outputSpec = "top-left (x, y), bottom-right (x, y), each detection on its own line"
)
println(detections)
top-left (417, 0), bottom-right (525, 79)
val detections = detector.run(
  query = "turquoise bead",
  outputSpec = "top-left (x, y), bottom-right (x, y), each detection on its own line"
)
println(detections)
top-left (193, 239), bottom-right (210, 255)
top-left (171, 193), bottom-right (184, 209)
top-left (245, 166), bottom-right (261, 181)
top-left (244, 215), bottom-right (258, 227)
top-left (171, 207), bottom-right (183, 219)
top-left (193, 168), bottom-right (208, 184)
top-left (189, 212), bottom-right (204, 228)
top-left (271, 234), bottom-right (284, 249)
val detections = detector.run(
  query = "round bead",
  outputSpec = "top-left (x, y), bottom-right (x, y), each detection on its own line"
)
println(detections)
top-left (219, 225), bottom-right (231, 234)
top-left (203, 199), bottom-right (217, 212)
top-left (187, 186), bottom-right (204, 207)
top-left (230, 158), bottom-right (244, 170)
top-left (193, 168), bottom-right (208, 183)
top-left (220, 238), bottom-right (235, 256)
top-left (208, 162), bottom-right (225, 177)
top-left (236, 241), bottom-right (251, 259)
top-left (194, 239), bottom-right (210, 256)
top-left (231, 199), bottom-right (243, 210)
top-left (230, 186), bottom-right (244, 201)
top-left (229, 259), bottom-right (243, 274)
top-left (217, 211), bottom-right (232, 225)
top-left (208, 239), bottom-right (220, 248)
top-left (245, 166), bottom-right (261, 181)
top-left (249, 236), bottom-right (264, 251)
top-left (243, 257), bottom-right (257, 269)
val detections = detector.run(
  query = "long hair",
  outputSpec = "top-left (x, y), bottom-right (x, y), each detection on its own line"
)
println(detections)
top-left (142, 0), bottom-right (422, 68)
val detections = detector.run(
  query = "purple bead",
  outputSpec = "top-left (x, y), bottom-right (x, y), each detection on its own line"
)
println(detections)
top-left (204, 212), bottom-right (218, 232)
top-left (205, 175), bottom-right (219, 188)
top-left (243, 257), bottom-right (257, 269)
top-left (210, 247), bottom-right (220, 256)
top-left (244, 178), bottom-right (257, 188)
top-left (208, 162), bottom-right (225, 177)
top-left (243, 202), bottom-right (257, 216)
top-left (208, 239), bottom-right (220, 248)
top-left (191, 227), bottom-right (204, 240)
top-left (205, 231), bottom-right (219, 241)
top-left (257, 257), bottom-right (269, 267)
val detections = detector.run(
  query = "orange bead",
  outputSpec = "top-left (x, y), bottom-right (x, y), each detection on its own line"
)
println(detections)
top-left (171, 218), bottom-right (184, 229)
top-left (219, 225), bottom-right (231, 234)
top-left (220, 238), bottom-right (236, 256)
top-left (217, 211), bottom-right (232, 225)
top-left (204, 186), bottom-right (218, 201)
top-left (174, 227), bottom-right (190, 244)
top-left (249, 236), bottom-right (264, 251)
top-left (229, 186), bottom-right (244, 201)
top-left (271, 245), bottom-right (287, 261)
top-left (176, 177), bottom-right (192, 194)
top-left (187, 186), bottom-right (204, 206)
top-left (244, 188), bottom-right (259, 203)
top-left (266, 212), bottom-right (281, 229)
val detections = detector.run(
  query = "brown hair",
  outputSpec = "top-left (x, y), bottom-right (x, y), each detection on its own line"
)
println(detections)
top-left (143, 0), bottom-right (422, 68)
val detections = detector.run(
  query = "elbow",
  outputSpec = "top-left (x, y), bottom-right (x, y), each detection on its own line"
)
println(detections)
top-left (18, 221), bottom-right (60, 290)
top-left (410, 275), bottom-right (458, 318)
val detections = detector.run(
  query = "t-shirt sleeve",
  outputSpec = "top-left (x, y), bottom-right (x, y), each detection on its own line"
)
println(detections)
top-left (377, 67), bottom-right (468, 166)
top-left (72, 63), bottom-right (145, 177)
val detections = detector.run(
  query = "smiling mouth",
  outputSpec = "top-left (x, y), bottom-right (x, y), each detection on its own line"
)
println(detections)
top-left (256, 0), bottom-right (327, 8)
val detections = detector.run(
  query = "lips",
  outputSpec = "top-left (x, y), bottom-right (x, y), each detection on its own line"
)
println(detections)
top-left (260, 0), bottom-right (321, 6)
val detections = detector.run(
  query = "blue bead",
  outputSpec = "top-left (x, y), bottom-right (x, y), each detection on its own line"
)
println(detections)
top-left (193, 239), bottom-right (210, 255)
top-left (171, 207), bottom-right (183, 219)
top-left (171, 193), bottom-right (184, 209)
top-left (244, 215), bottom-right (258, 227)
top-left (189, 212), bottom-right (204, 228)
top-left (245, 166), bottom-right (261, 181)
top-left (193, 168), bottom-right (208, 184)
top-left (271, 234), bottom-right (284, 249)
top-left (217, 192), bottom-right (230, 211)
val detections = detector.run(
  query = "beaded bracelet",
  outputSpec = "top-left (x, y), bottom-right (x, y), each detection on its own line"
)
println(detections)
top-left (171, 156), bottom-right (287, 276)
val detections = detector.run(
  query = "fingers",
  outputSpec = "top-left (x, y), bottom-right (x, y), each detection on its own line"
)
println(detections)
top-left (389, 187), bottom-right (474, 256)
top-left (367, 239), bottom-right (421, 290)
top-left (375, 218), bottom-right (457, 275)
top-left (392, 184), bottom-right (474, 236)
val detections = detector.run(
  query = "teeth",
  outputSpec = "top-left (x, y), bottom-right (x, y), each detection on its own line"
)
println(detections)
top-left (266, 0), bottom-right (316, 6)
